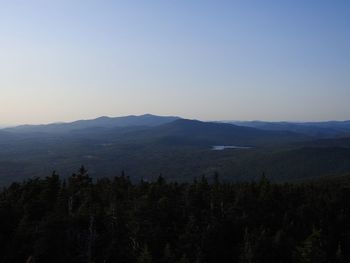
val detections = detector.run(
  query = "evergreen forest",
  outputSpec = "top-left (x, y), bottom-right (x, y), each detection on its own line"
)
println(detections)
top-left (0, 167), bottom-right (349, 262)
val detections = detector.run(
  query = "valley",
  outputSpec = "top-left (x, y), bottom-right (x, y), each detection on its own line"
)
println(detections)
top-left (1, 114), bottom-right (349, 185)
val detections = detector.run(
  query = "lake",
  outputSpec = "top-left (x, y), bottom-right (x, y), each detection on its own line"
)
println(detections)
top-left (212, 145), bottom-right (252, 151)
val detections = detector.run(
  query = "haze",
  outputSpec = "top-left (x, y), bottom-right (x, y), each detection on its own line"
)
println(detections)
top-left (1, 1), bottom-right (349, 125)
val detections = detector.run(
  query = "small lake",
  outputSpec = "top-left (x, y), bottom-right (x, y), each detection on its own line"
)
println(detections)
top-left (212, 145), bottom-right (252, 151)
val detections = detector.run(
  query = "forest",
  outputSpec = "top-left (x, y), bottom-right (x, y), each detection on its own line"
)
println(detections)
top-left (0, 167), bottom-right (349, 263)
top-left (2, 117), bottom-right (350, 185)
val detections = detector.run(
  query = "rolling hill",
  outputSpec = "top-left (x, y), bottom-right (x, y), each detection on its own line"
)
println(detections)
top-left (3, 114), bottom-right (180, 134)
top-left (0, 115), bottom-right (350, 185)
top-left (229, 120), bottom-right (350, 138)
top-left (121, 119), bottom-right (309, 147)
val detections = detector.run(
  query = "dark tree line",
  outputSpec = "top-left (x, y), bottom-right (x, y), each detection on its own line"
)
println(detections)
top-left (0, 167), bottom-right (349, 262)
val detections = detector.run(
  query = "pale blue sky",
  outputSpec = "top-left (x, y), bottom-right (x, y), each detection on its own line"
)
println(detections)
top-left (1, 0), bottom-right (349, 125)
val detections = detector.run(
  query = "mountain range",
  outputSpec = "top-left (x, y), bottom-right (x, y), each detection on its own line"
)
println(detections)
top-left (0, 114), bottom-right (349, 185)
top-left (228, 120), bottom-right (350, 138)
top-left (3, 114), bottom-right (180, 134)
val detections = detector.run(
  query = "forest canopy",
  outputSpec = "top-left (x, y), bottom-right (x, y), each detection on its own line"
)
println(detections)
top-left (0, 168), bottom-right (349, 262)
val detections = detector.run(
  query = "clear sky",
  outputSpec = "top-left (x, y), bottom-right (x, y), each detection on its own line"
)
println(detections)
top-left (1, 0), bottom-right (349, 125)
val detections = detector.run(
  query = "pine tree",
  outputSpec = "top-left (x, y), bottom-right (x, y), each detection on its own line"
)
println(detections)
top-left (138, 245), bottom-right (152, 263)
top-left (297, 228), bottom-right (326, 263)
top-left (336, 244), bottom-right (345, 263)
top-left (239, 229), bottom-right (254, 263)
top-left (161, 243), bottom-right (175, 263)
top-left (177, 254), bottom-right (190, 263)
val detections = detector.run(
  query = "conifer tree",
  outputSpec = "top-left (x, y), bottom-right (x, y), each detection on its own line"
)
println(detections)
top-left (161, 243), bottom-right (176, 263)
top-left (297, 228), bottom-right (326, 263)
top-left (138, 245), bottom-right (152, 263)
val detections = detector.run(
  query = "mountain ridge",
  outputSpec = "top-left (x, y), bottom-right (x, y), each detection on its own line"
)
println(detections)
top-left (226, 120), bottom-right (350, 137)
top-left (0, 115), bottom-right (350, 184)
top-left (3, 114), bottom-right (180, 134)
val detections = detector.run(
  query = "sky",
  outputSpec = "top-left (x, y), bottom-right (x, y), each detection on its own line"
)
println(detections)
top-left (0, 0), bottom-right (349, 125)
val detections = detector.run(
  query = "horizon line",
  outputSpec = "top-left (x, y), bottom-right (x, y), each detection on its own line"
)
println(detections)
top-left (1, 113), bottom-right (350, 128)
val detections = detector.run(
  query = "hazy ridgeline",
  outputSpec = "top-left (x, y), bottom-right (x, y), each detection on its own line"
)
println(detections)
top-left (1, 115), bottom-right (350, 185)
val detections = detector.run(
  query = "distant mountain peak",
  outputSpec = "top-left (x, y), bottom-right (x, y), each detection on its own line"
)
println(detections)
top-left (3, 114), bottom-right (181, 133)
top-left (95, 116), bottom-right (111, 120)
top-left (141, 113), bottom-right (155, 117)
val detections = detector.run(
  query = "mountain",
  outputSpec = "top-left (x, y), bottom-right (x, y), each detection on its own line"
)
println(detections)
top-left (0, 117), bottom-right (309, 184)
top-left (130, 119), bottom-right (309, 146)
top-left (0, 131), bottom-right (11, 142)
top-left (228, 120), bottom-right (350, 138)
top-left (3, 114), bottom-right (180, 134)
top-left (214, 143), bottom-right (350, 182)
top-left (1, 116), bottom-right (350, 185)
